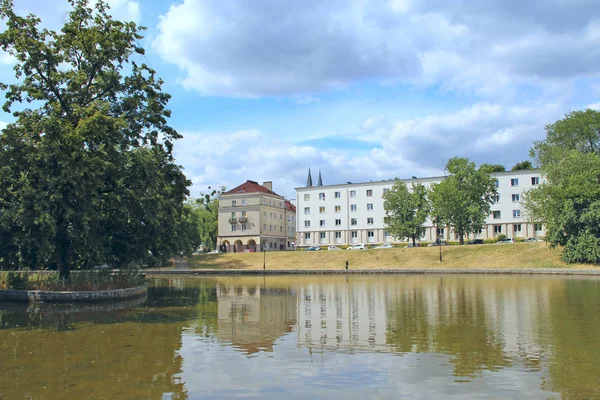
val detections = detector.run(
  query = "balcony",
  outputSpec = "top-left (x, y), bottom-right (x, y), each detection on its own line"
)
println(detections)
top-left (238, 216), bottom-right (248, 223)
top-left (228, 218), bottom-right (237, 224)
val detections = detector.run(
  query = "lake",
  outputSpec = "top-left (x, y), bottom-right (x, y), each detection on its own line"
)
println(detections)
top-left (1, 274), bottom-right (599, 399)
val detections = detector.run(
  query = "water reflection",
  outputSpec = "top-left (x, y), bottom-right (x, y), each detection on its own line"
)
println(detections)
top-left (1, 275), bottom-right (600, 399)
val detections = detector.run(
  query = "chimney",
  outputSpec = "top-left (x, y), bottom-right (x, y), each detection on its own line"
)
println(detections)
top-left (262, 181), bottom-right (273, 192)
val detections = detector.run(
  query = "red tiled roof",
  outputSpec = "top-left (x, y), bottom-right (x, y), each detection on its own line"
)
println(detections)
top-left (285, 200), bottom-right (296, 212)
top-left (223, 180), bottom-right (280, 196)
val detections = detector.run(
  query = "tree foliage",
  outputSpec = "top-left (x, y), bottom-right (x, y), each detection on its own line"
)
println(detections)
top-left (511, 160), bottom-right (534, 171)
top-left (478, 163), bottom-right (505, 173)
top-left (525, 109), bottom-right (600, 263)
top-left (383, 180), bottom-right (429, 245)
top-left (0, 0), bottom-right (191, 277)
top-left (430, 157), bottom-right (497, 244)
top-left (187, 187), bottom-right (224, 251)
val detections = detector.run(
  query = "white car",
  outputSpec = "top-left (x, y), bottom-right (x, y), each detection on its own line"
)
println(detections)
top-left (327, 246), bottom-right (342, 251)
top-left (347, 244), bottom-right (366, 250)
top-left (374, 244), bottom-right (393, 249)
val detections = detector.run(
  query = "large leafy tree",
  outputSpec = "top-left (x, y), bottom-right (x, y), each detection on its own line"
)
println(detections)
top-left (524, 109), bottom-right (600, 263)
top-left (430, 157), bottom-right (497, 244)
top-left (187, 186), bottom-right (224, 251)
top-left (478, 163), bottom-right (505, 173)
top-left (0, 0), bottom-right (190, 277)
top-left (383, 180), bottom-right (429, 246)
top-left (511, 160), bottom-right (534, 171)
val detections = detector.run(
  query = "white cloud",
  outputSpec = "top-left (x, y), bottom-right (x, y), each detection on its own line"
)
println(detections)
top-left (588, 102), bottom-right (600, 110)
top-left (173, 102), bottom-right (568, 199)
top-left (153, 0), bottom-right (600, 98)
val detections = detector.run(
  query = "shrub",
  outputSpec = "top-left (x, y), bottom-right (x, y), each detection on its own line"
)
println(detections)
top-left (563, 231), bottom-right (600, 264)
top-left (0, 270), bottom-right (145, 291)
top-left (496, 234), bottom-right (507, 242)
top-left (6, 271), bottom-right (29, 290)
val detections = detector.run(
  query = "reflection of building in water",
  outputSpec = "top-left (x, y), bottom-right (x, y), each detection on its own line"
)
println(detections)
top-left (296, 283), bottom-right (388, 351)
top-left (216, 283), bottom-right (297, 355)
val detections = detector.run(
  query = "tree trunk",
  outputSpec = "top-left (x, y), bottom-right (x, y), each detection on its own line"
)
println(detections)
top-left (459, 232), bottom-right (464, 245)
top-left (412, 237), bottom-right (416, 246)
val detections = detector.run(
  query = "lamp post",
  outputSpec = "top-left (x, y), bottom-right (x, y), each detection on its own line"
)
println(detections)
top-left (436, 217), bottom-right (443, 263)
top-left (263, 246), bottom-right (266, 270)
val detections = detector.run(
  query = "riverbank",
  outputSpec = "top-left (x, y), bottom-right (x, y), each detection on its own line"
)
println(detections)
top-left (156, 242), bottom-right (600, 272)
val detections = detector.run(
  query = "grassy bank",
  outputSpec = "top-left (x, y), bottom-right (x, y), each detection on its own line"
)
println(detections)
top-left (180, 242), bottom-right (599, 271)
top-left (0, 270), bottom-right (145, 291)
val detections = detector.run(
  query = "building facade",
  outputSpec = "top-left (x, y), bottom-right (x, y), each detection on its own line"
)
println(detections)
top-left (295, 170), bottom-right (544, 247)
top-left (217, 180), bottom-right (296, 252)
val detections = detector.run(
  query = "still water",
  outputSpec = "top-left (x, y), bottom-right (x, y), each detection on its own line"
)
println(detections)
top-left (1, 275), bottom-right (600, 399)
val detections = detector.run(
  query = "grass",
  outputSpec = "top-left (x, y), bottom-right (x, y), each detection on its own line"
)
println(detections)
top-left (181, 242), bottom-right (599, 271)
top-left (0, 270), bottom-right (145, 291)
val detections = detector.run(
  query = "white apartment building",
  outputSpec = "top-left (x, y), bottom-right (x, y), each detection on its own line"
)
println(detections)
top-left (295, 169), bottom-right (544, 247)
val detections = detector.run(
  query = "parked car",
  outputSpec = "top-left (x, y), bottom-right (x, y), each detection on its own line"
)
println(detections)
top-left (467, 239), bottom-right (485, 245)
top-left (208, 249), bottom-right (221, 254)
top-left (306, 246), bottom-right (321, 251)
top-left (497, 238), bottom-right (515, 244)
top-left (243, 248), bottom-right (255, 252)
top-left (373, 244), bottom-right (393, 249)
top-left (347, 244), bottom-right (365, 250)
top-left (428, 240), bottom-right (448, 247)
top-left (405, 242), bottom-right (421, 248)
top-left (327, 245), bottom-right (342, 251)
top-left (526, 237), bottom-right (543, 242)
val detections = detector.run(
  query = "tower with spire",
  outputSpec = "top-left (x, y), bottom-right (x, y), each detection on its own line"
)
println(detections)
top-left (306, 167), bottom-right (313, 187)
top-left (317, 169), bottom-right (323, 186)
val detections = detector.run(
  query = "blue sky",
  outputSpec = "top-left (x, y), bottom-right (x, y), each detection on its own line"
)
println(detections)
top-left (1, 0), bottom-right (600, 199)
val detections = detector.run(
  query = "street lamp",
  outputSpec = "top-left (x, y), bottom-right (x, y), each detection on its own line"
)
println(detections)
top-left (263, 245), bottom-right (266, 270)
top-left (436, 216), bottom-right (443, 263)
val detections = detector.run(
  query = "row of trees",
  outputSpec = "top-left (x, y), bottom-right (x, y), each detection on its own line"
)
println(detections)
top-left (383, 157), bottom-right (498, 245)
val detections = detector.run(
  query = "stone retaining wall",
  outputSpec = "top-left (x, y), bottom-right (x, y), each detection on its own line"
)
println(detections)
top-left (144, 268), bottom-right (600, 276)
top-left (0, 285), bottom-right (147, 303)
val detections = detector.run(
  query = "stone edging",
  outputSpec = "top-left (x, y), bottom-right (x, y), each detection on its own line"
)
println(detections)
top-left (143, 269), bottom-right (600, 276)
top-left (0, 284), bottom-right (147, 303)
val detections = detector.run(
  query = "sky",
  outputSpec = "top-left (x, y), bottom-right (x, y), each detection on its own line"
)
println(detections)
top-left (1, 0), bottom-right (600, 199)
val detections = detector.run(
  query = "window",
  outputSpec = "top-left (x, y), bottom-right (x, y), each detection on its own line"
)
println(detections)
top-left (367, 231), bottom-right (374, 242)
top-left (367, 203), bottom-right (373, 210)
top-left (494, 179), bottom-right (499, 187)
top-left (304, 194), bottom-right (310, 201)
top-left (320, 220), bottom-right (325, 227)
top-left (304, 232), bottom-right (311, 239)
top-left (493, 211), bottom-right (501, 219)
top-left (270, 212), bottom-right (272, 218)
top-left (280, 226), bottom-right (283, 232)
top-left (514, 224), bottom-right (522, 232)
top-left (304, 207), bottom-right (310, 215)
top-left (383, 188), bottom-right (390, 195)
top-left (304, 221), bottom-right (310, 228)
top-left (512, 194), bottom-right (520, 202)
top-left (242, 199), bottom-right (246, 205)
top-left (335, 191), bottom-right (341, 198)
top-left (351, 204), bottom-right (357, 212)
top-left (367, 217), bottom-right (374, 224)
top-left (366, 189), bottom-right (373, 197)
top-left (534, 223), bottom-right (543, 232)
top-left (320, 232), bottom-right (326, 239)
top-left (494, 225), bottom-right (502, 234)
top-left (531, 176), bottom-right (539, 185)
top-left (351, 231), bottom-right (358, 238)
top-left (280, 214), bottom-right (283, 219)
top-left (319, 206), bottom-right (325, 214)
top-left (492, 194), bottom-right (500, 203)
top-left (279, 202), bottom-right (282, 207)
top-left (350, 190), bottom-right (356, 198)
top-left (231, 212), bottom-right (236, 218)
top-left (241, 224), bottom-right (247, 232)
top-left (263, 224), bottom-right (266, 230)
top-left (335, 219), bottom-right (342, 226)
top-left (232, 200), bottom-right (237, 206)
top-left (335, 231), bottom-right (342, 239)
top-left (335, 205), bottom-right (341, 213)
top-left (351, 218), bottom-right (357, 225)
top-left (231, 225), bottom-right (236, 232)
top-left (319, 192), bottom-right (326, 200)
top-left (437, 227), bottom-right (445, 237)
top-left (264, 211), bottom-right (267, 216)
top-left (511, 178), bottom-right (519, 187)
top-left (269, 225), bottom-right (272, 231)
top-left (513, 209), bottom-right (521, 218)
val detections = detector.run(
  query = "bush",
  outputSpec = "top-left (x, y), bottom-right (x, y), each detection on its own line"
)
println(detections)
top-left (6, 271), bottom-right (29, 290)
top-left (0, 270), bottom-right (145, 291)
top-left (496, 234), bottom-right (507, 242)
top-left (563, 232), bottom-right (600, 264)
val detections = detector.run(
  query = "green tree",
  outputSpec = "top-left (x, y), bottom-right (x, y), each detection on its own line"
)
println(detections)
top-left (525, 109), bottom-right (600, 263)
top-left (188, 186), bottom-right (224, 251)
top-left (511, 160), bottom-right (534, 171)
top-left (383, 181), bottom-right (429, 246)
top-left (0, 0), bottom-right (189, 278)
top-left (478, 163), bottom-right (505, 173)
top-left (430, 157), bottom-right (497, 244)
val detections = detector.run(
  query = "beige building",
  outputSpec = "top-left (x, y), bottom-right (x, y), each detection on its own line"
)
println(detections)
top-left (217, 180), bottom-right (296, 252)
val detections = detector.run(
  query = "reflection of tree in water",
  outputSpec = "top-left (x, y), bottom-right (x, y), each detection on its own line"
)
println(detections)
top-left (0, 279), bottom-right (217, 399)
top-left (544, 278), bottom-right (600, 399)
